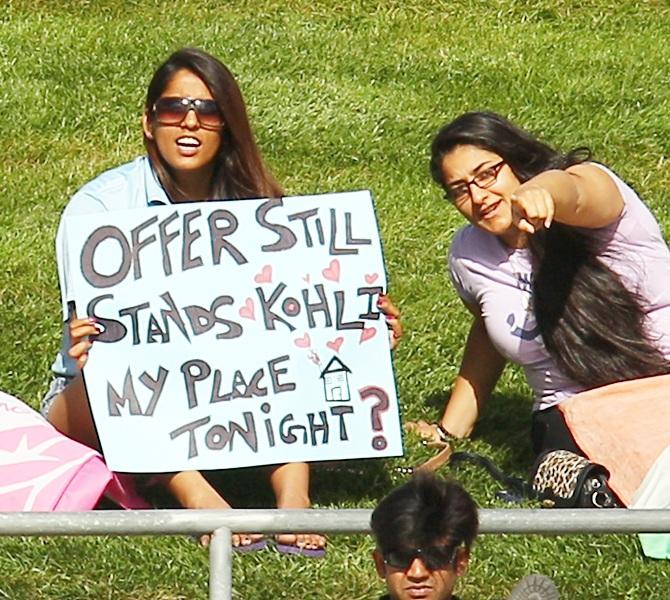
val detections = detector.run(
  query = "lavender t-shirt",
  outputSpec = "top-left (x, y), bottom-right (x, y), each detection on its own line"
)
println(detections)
top-left (448, 164), bottom-right (670, 411)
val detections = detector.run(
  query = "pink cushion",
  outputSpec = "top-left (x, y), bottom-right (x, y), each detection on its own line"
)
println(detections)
top-left (0, 391), bottom-right (149, 511)
top-left (559, 375), bottom-right (670, 506)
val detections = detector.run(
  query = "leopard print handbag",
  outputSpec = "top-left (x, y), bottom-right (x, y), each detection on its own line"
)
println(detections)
top-left (530, 449), bottom-right (621, 508)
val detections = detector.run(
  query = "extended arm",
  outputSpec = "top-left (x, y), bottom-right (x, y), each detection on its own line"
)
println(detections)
top-left (438, 314), bottom-right (506, 438)
top-left (511, 163), bottom-right (625, 234)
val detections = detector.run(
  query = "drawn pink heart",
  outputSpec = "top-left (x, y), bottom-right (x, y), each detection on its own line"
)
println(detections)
top-left (254, 265), bottom-right (272, 284)
top-left (302, 274), bottom-right (311, 283)
top-left (239, 298), bottom-right (255, 320)
top-left (294, 333), bottom-right (311, 348)
top-left (365, 273), bottom-right (379, 284)
top-left (322, 259), bottom-right (341, 282)
top-left (359, 327), bottom-right (376, 343)
top-left (326, 337), bottom-right (344, 353)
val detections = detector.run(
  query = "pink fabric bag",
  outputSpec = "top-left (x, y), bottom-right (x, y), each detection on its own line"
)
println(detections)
top-left (558, 374), bottom-right (670, 506)
top-left (0, 390), bottom-right (149, 511)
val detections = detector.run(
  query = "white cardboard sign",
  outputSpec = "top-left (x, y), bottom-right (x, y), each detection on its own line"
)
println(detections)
top-left (63, 191), bottom-right (403, 472)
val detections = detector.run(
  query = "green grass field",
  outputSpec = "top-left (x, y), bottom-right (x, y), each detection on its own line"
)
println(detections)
top-left (1, 0), bottom-right (670, 598)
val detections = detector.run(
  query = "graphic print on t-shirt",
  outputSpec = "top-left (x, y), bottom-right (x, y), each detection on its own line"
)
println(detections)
top-left (506, 271), bottom-right (540, 341)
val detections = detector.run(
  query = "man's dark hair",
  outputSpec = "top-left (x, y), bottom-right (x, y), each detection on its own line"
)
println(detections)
top-left (370, 472), bottom-right (478, 554)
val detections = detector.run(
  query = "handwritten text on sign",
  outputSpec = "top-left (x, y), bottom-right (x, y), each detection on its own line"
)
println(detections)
top-left (64, 191), bottom-right (402, 472)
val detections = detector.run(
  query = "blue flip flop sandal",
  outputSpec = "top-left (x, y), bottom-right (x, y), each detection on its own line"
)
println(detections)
top-left (274, 540), bottom-right (326, 558)
top-left (233, 538), bottom-right (268, 554)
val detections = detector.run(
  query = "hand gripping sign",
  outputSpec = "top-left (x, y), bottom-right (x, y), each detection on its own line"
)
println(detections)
top-left (63, 191), bottom-right (403, 472)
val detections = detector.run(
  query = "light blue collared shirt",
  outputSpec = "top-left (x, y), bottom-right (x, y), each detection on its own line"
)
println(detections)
top-left (51, 156), bottom-right (171, 378)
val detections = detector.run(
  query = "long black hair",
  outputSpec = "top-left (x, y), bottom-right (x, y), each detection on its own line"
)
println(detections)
top-left (430, 111), bottom-right (670, 388)
top-left (144, 48), bottom-right (283, 201)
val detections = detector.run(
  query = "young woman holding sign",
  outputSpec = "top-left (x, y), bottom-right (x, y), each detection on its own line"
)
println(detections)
top-left (44, 47), bottom-right (400, 554)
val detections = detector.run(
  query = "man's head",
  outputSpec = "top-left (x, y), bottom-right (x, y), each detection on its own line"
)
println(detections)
top-left (370, 473), bottom-right (478, 600)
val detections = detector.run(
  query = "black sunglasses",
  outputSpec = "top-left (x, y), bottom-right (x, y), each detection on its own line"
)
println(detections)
top-left (152, 96), bottom-right (223, 129)
top-left (383, 544), bottom-right (458, 571)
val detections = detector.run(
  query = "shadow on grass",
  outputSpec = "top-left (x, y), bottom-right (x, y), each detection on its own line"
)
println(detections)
top-left (311, 458), bottom-right (395, 505)
top-left (423, 390), bottom-right (536, 475)
top-left (198, 459), bottom-right (394, 509)
top-left (187, 390), bottom-right (534, 510)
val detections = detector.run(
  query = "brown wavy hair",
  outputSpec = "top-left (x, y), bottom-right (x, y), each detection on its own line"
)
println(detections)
top-left (144, 47), bottom-right (283, 201)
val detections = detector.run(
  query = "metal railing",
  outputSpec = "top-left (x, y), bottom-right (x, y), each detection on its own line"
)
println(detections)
top-left (0, 509), bottom-right (669, 600)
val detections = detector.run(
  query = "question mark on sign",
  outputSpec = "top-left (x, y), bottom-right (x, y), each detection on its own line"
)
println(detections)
top-left (359, 385), bottom-right (390, 450)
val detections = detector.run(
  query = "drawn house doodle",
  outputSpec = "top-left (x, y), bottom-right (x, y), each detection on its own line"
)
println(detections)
top-left (320, 356), bottom-right (352, 402)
